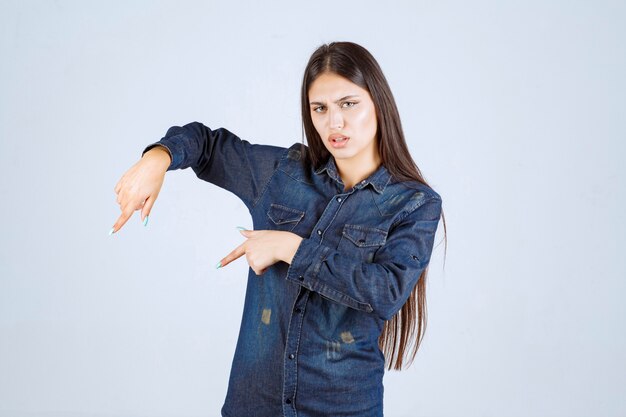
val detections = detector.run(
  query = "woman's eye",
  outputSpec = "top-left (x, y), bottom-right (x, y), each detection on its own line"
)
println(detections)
top-left (312, 102), bottom-right (356, 113)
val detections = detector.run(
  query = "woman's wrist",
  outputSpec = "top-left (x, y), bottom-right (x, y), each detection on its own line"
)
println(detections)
top-left (281, 232), bottom-right (303, 265)
top-left (143, 145), bottom-right (172, 171)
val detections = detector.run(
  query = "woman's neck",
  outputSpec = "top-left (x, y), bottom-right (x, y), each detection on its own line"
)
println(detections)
top-left (335, 153), bottom-right (382, 191)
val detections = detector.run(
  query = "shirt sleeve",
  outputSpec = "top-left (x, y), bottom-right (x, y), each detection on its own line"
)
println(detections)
top-left (141, 121), bottom-right (288, 210)
top-left (285, 196), bottom-right (443, 321)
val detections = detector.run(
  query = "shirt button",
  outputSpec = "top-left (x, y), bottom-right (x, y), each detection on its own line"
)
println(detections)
top-left (361, 180), bottom-right (366, 184)
top-left (285, 398), bottom-right (292, 404)
top-left (317, 229), bottom-right (322, 235)
top-left (298, 275), bottom-right (304, 281)
top-left (289, 353), bottom-right (295, 359)
top-left (295, 307), bottom-right (301, 313)
top-left (337, 197), bottom-right (342, 202)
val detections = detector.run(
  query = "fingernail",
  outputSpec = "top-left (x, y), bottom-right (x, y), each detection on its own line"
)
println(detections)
top-left (143, 215), bottom-right (149, 227)
top-left (109, 227), bottom-right (115, 236)
top-left (215, 261), bottom-right (222, 269)
top-left (236, 226), bottom-right (246, 231)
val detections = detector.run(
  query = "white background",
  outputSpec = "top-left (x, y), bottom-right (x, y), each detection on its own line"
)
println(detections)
top-left (1, 1), bottom-right (624, 416)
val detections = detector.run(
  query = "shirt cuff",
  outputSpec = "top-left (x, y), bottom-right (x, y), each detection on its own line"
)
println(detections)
top-left (285, 238), bottom-right (374, 313)
top-left (285, 238), bottom-right (327, 286)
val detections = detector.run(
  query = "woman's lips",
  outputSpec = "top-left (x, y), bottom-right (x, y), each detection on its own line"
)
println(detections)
top-left (328, 133), bottom-right (350, 148)
top-left (329, 136), bottom-right (349, 148)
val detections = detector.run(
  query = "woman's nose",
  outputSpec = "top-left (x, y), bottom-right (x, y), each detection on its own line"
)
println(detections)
top-left (329, 108), bottom-right (343, 129)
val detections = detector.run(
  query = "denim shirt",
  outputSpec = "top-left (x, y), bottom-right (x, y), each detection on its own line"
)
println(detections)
top-left (142, 122), bottom-right (442, 417)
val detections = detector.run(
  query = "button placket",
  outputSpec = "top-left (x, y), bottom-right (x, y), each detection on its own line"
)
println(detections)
top-left (283, 288), bottom-right (309, 416)
top-left (283, 192), bottom-right (349, 414)
top-left (309, 192), bottom-right (348, 245)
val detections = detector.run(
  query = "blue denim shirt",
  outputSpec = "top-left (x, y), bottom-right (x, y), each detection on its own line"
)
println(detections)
top-left (142, 122), bottom-right (442, 417)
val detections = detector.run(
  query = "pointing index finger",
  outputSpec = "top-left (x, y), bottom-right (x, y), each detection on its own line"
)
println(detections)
top-left (218, 242), bottom-right (246, 268)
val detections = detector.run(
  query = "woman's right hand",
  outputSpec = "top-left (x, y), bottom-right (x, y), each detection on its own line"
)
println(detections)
top-left (110, 146), bottom-right (172, 234)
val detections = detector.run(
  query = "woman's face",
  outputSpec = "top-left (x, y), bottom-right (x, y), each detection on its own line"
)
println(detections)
top-left (308, 72), bottom-right (379, 167)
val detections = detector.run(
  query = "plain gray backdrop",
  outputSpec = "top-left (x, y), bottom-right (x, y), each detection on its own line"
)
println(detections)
top-left (1, 1), bottom-right (624, 416)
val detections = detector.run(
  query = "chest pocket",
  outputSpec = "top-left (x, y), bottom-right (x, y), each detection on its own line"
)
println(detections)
top-left (267, 203), bottom-right (305, 232)
top-left (338, 224), bottom-right (388, 263)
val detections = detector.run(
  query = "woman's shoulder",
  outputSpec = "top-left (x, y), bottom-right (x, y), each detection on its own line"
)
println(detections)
top-left (284, 142), bottom-right (308, 161)
top-left (378, 175), bottom-right (442, 224)
top-left (384, 170), bottom-right (442, 203)
top-left (392, 178), bottom-right (441, 202)
top-left (279, 142), bottom-right (311, 166)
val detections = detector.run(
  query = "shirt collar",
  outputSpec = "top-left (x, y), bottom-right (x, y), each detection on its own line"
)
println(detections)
top-left (314, 156), bottom-right (391, 194)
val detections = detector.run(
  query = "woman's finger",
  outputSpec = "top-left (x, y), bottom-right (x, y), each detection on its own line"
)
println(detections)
top-left (218, 242), bottom-right (246, 268)
top-left (141, 196), bottom-right (154, 223)
top-left (110, 203), bottom-right (136, 234)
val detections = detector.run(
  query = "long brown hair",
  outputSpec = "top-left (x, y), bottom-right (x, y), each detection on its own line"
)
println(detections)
top-left (299, 41), bottom-right (448, 370)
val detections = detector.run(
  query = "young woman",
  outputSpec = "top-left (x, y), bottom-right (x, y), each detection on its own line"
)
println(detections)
top-left (112, 41), bottom-right (447, 417)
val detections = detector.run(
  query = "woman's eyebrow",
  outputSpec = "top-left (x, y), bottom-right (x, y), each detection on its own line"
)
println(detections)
top-left (309, 94), bottom-right (360, 106)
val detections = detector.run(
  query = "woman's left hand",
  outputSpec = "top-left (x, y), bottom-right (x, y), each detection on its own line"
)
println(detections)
top-left (217, 229), bottom-right (304, 275)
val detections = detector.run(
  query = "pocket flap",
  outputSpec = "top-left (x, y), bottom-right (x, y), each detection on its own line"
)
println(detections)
top-left (342, 224), bottom-right (388, 247)
top-left (267, 204), bottom-right (305, 225)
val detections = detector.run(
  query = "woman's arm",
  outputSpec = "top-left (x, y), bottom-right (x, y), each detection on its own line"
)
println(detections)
top-left (112, 123), bottom-right (287, 233)
top-left (285, 196), bottom-right (443, 321)
top-left (142, 121), bottom-right (287, 210)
